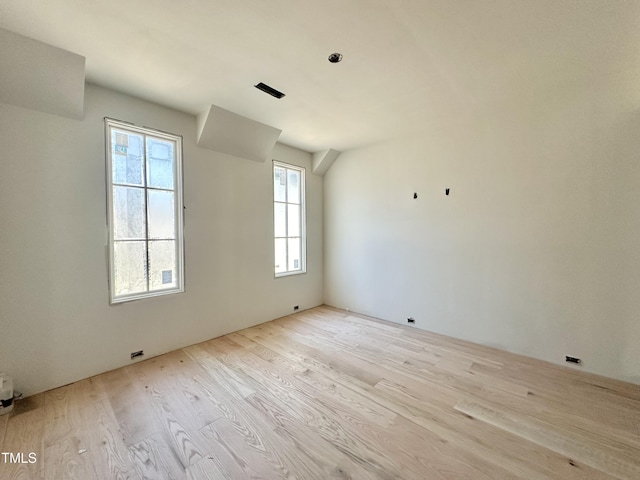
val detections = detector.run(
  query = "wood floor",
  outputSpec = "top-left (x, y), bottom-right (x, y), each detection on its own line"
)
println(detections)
top-left (1, 306), bottom-right (639, 479)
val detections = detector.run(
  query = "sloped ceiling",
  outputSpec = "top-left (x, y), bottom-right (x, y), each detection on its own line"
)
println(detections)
top-left (0, 29), bottom-right (85, 119)
top-left (1, 1), bottom-right (639, 153)
top-left (197, 104), bottom-right (282, 162)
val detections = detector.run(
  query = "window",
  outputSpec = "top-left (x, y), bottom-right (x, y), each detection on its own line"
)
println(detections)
top-left (273, 161), bottom-right (306, 276)
top-left (105, 118), bottom-right (184, 303)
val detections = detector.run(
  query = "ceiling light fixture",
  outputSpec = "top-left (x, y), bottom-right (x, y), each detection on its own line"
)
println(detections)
top-left (328, 52), bottom-right (343, 63)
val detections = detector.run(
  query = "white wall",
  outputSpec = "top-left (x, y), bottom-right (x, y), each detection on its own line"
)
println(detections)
top-left (0, 84), bottom-right (323, 396)
top-left (324, 84), bottom-right (640, 385)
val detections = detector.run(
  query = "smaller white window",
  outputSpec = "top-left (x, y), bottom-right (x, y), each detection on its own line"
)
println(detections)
top-left (273, 161), bottom-right (306, 277)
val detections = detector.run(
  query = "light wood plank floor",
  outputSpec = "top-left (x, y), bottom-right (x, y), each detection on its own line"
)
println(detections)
top-left (1, 305), bottom-right (639, 479)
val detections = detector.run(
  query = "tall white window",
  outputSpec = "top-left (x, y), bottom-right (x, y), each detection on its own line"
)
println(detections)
top-left (105, 118), bottom-right (185, 303)
top-left (273, 161), bottom-right (306, 277)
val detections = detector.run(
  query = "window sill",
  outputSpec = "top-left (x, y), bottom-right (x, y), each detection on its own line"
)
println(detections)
top-left (275, 270), bottom-right (306, 279)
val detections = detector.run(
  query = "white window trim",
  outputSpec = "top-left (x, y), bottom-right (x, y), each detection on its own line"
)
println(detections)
top-left (105, 118), bottom-right (185, 304)
top-left (273, 160), bottom-right (306, 278)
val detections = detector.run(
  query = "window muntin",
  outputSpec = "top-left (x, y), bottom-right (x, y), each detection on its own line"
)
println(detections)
top-left (105, 118), bottom-right (184, 303)
top-left (273, 161), bottom-right (306, 277)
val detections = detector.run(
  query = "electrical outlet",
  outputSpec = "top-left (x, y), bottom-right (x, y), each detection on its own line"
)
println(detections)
top-left (293, 305), bottom-right (299, 311)
top-left (407, 317), bottom-right (416, 324)
top-left (131, 350), bottom-right (144, 360)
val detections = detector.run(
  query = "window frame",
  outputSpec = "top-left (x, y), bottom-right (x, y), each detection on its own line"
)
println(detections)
top-left (105, 118), bottom-right (185, 304)
top-left (273, 160), bottom-right (307, 278)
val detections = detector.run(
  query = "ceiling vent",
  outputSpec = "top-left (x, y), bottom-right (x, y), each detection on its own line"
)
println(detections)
top-left (254, 82), bottom-right (285, 99)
